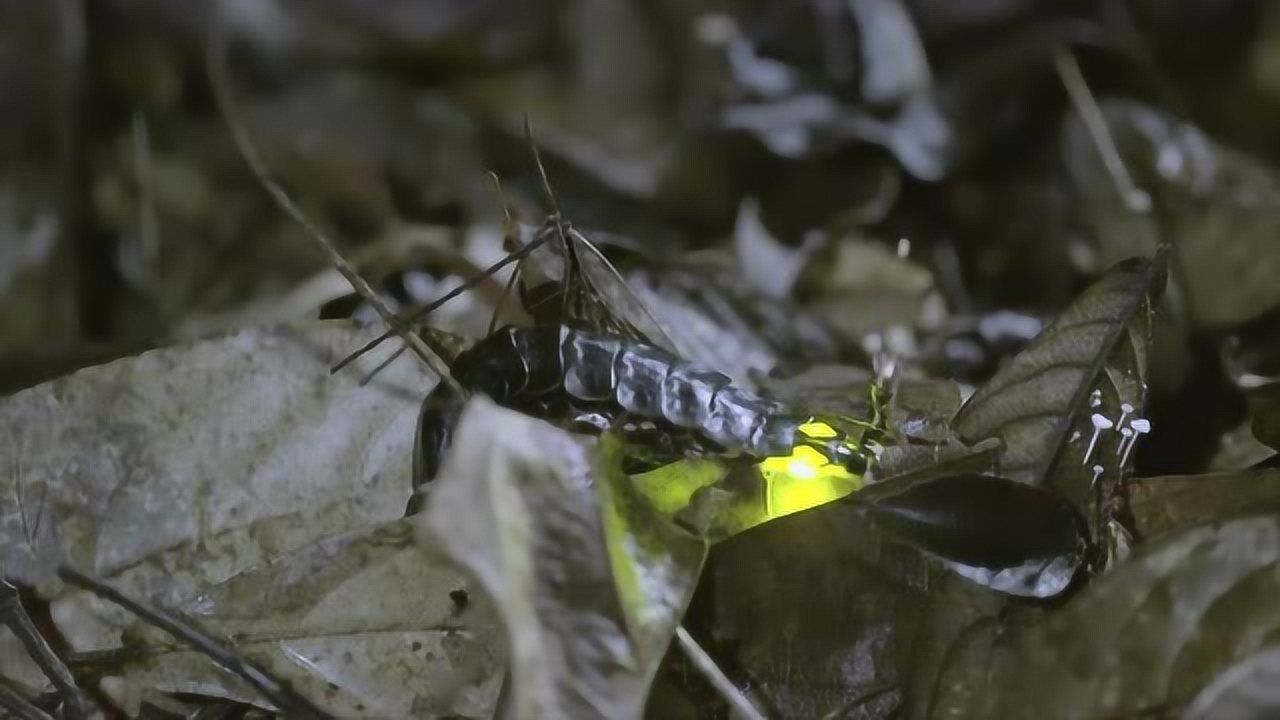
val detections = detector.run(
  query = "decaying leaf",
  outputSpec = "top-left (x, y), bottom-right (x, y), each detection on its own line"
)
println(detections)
top-left (0, 322), bottom-right (429, 698)
top-left (694, 492), bottom-right (933, 718)
top-left (1186, 645), bottom-right (1280, 720)
top-left (930, 515), bottom-right (1280, 719)
top-left (89, 519), bottom-right (503, 718)
top-left (1128, 469), bottom-right (1280, 540)
top-left (885, 377), bottom-right (964, 445)
top-left (797, 235), bottom-right (936, 344)
top-left (625, 275), bottom-right (779, 389)
top-left (9, 5), bottom-right (1280, 719)
top-left (952, 255), bottom-right (1165, 541)
top-left (418, 398), bottom-right (706, 720)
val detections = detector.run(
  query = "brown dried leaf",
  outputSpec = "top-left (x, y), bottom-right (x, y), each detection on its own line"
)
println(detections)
top-left (1128, 469), bottom-right (1280, 540)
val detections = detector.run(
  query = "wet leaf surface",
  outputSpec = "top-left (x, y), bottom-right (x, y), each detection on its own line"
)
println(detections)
top-left (858, 474), bottom-right (1085, 574)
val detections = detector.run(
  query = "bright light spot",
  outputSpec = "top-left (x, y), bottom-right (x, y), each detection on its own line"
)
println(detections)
top-left (758, 444), bottom-right (863, 519)
top-left (786, 457), bottom-right (817, 479)
top-left (797, 420), bottom-right (838, 439)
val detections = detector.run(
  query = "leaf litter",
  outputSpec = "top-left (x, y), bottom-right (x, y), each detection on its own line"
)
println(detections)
top-left (5, 3), bottom-right (1280, 719)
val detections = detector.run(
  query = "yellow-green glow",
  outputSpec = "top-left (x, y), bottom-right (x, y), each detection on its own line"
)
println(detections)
top-left (798, 420), bottom-right (838, 439)
top-left (758, 443), bottom-right (863, 519)
top-left (630, 458), bottom-right (728, 517)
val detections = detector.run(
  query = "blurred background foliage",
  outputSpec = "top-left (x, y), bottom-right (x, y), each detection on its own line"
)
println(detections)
top-left (5, 1), bottom-right (1280, 717)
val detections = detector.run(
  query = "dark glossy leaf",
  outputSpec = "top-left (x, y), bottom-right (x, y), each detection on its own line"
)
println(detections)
top-left (952, 255), bottom-right (1165, 542)
top-left (688, 495), bottom-right (935, 718)
top-left (930, 515), bottom-right (1280, 719)
top-left (856, 474), bottom-right (1086, 598)
top-left (1063, 99), bottom-right (1280, 329)
top-left (1128, 469), bottom-right (1280, 540)
top-left (858, 475), bottom-right (1085, 570)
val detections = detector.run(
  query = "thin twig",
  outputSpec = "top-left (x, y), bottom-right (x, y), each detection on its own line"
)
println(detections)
top-left (1053, 45), bottom-right (1150, 214)
top-left (487, 263), bottom-right (523, 336)
top-left (522, 117), bottom-right (581, 325)
top-left (675, 626), bottom-right (768, 720)
top-left (0, 581), bottom-right (100, 720)
top-left (524, 116), bottom-right (565, 224)
top-left (358, 344), bottom-right (407, 386)
top-left (0, 675), bottom-right (55, 720)
top-left (205, 27), bottom-right (461, 393)
top-left (327, 236), bottom-right (549, 375)
top-left (332, 169), bottom-right (537, 374)
top-left (58, 567), bottom-right (333, 720)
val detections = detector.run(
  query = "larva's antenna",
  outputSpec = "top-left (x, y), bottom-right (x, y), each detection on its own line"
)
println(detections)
top-left (522, 115), bottom-right (579, 323)
top-left (523, 115), bottom-right (564, 223)
top-left (328, 235), bottom-right (549, 374)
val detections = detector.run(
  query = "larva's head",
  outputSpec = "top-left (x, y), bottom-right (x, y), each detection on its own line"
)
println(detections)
top-left (795, 418), bottom-right (876, 476)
